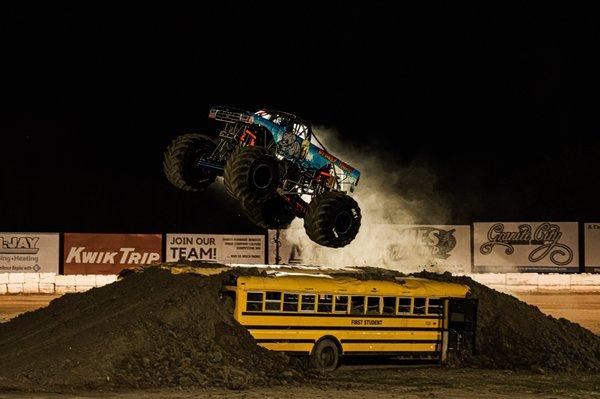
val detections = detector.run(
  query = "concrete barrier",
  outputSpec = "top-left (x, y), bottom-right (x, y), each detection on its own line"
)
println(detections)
top-left (95, 275), bottom-right (117, 286)
top-left (38, 283), bottom-right (55, 294)
top-left (7, 283), bottom-right (23, 294)
top-left (22, 282), bottom-right (39, 294)
top-left (0, 272), bottom-right (597, 294)
top-left (54, 275), bottom-right (75, 287)
top-left (7, 274), bottom-right (24, 284)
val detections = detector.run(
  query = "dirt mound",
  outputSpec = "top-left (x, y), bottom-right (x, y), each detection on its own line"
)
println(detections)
top-left (415, 271), bottom-right (600, 372)
top-left (0, 264), bottom-right (598, 392)
top-left (0, 267), bottom-right (304, 391)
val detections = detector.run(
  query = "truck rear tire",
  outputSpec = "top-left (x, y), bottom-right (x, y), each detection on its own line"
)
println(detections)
top-left (309, 339), bottom-right (340, 372)
top-left (304, 191), bottom-right (361, 248)
top-left (163, 134), bottom-right (217, 191)
top-left (223, 146), bottom-right (279, 203)
top-left (242, 196), bottom-right (296, 229)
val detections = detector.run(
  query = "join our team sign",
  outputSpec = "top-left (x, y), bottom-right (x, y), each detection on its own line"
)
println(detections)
top-left (166, 234), bottom-right (265, 264)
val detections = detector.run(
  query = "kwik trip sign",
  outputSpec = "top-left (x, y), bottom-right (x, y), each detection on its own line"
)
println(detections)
top-left (166, 234), bottom-right (265, 264)
top-left (473, 222), bottom-right (578, 272)
top-left (0, 233), bottom-right (59, 273)
top-left (64, 233), bottom-right (162, 274)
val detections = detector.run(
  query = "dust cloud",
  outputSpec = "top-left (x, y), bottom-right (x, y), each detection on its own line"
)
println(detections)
top-left (281, 127), bottom-right (452, 270)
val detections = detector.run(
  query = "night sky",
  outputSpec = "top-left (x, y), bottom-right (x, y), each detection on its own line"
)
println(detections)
top-left (1, 3), bottom-right (599, 234)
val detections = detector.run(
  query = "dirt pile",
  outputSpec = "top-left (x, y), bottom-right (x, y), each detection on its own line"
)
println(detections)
top-left (0, 267), bottom-right (304, 391)
top-left (415, 271), bottom-right (600, 372)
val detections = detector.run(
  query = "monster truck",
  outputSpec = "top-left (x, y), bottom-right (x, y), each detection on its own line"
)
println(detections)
top-left (163, 107), bottom-right (361, 248)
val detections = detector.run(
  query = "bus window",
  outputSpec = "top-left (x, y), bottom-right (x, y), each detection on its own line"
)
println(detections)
top-left (317, 294), bottom-right (333, 313)
top-left (246, 292), bottom-right (263, 311)
top-left (283, 293), bottom-right (299, 312)
top-left (265, 292), bottom-right (282, 311)
top-left (350, 296), bottom-right (365, 315)
top-left (398, 297), bottom-right (412, 314)
top-left (367, 297), bottom-right (381, 315)
top-left (382, 297), bottom-right (396, 315)
top-left (335, 296), bottom-right (348, 313)
top-left (301, 294), bottom-right (316, 311)
top-left (427, 298), bottom-right (443, 315)
top-left (414, 297), bottom-right (426, 314)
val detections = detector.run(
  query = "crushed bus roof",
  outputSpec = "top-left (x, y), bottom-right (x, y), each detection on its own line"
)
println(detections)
top-left (236, 275), bottom-right (469, 298)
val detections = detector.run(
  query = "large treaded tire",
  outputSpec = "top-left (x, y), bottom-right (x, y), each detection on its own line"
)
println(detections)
top-left (163, 134), bottom-right (217, 191)
top-left (304, 191), bottom-right (361, 248)
top-left (242, 196), bottom-right (296, 229)
top-left (223, 146), bottom-right (279, 202)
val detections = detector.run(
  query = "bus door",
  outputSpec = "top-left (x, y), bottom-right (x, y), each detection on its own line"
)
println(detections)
top-left (446, 298), bottom-right (478, 357)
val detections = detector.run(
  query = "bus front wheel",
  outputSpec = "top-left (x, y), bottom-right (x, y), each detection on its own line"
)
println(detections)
top-left (309, 339), bottom-right (340, 372)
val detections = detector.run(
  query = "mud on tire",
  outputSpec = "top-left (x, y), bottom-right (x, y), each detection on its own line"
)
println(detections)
top-left (242, 196), bottom-right (296, 229)
top-left (304, 191), bottom-right (361, 248)
top-left (223, 146), bottom-right (279, 202)
top-left (163, 134), bottom-right (217, 191)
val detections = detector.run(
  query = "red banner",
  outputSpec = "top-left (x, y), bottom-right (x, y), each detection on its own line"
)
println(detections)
top-left (64, 233), bottom-right (162, 275)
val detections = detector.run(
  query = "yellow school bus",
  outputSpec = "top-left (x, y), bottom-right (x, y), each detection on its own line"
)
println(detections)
top-left (228, 273), bottom-right (477, 370)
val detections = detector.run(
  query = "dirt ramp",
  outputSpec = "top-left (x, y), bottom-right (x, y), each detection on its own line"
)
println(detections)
top-left (0, 268), bottom-right (303, 390)
top-left (415, 271), bottom-right (600, 372)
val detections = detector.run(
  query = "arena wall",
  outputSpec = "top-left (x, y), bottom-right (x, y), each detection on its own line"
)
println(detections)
top-left (0, 272), bottom-right (598, 294)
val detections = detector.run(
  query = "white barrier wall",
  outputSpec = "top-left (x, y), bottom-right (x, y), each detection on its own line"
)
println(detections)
top-left (0, 273), bottom-right (598, 294)
top-left (465, 273), bottom-right (600, 293)
top-left (0, 273), bottom-right (117, 294)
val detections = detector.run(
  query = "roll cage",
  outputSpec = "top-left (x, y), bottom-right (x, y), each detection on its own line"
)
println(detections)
top-left (255, 109), bottom-right (314, 143)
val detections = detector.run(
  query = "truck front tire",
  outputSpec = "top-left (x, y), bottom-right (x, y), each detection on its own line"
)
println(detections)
top-left (163, 134), bottom-right (217, 191)
top-left (304, 191), bottom-right (361, 248)
top-left (223, 146), bottom-right (280, 203)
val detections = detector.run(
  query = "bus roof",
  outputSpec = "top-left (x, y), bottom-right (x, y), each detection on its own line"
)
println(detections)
top-left (236, 275), bottom-right (469, 298)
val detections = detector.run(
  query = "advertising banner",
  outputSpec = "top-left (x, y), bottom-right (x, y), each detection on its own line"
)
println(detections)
top-left (166, 234), bottom-right (265, 264)
top-left (64, 233), bottom-right (162, 275)
top-left (0, 232), bottom-right (59, 273)
top-left (269, 224), bottom-right (472, 274)
top-left (473, 222), bottom-right (578, 272)
top-left (584, 223), bottom-right (600, 272)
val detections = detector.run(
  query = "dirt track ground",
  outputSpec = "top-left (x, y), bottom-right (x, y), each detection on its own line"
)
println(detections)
top-left (1, 292), bottom-right (599, 398)
top-left (1, 368), bottom-right (600, 398)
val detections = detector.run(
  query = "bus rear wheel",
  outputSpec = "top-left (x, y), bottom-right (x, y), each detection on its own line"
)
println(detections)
top-left (310, 339), bottom-right (340, 372)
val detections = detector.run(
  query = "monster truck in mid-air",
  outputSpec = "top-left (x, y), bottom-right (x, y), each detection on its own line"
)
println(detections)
top-left (163, 107), bottom-right (361, 248)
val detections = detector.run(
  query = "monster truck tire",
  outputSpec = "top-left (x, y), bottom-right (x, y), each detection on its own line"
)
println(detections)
top-left (163, 134), bottom-right (217, 191)
top-left (304, 191), bottom-right (361, 248)
top-left (223, 146), bottom-right (279, 202)
top-left (242, 196), bottom-right (296, 229)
